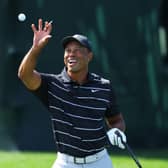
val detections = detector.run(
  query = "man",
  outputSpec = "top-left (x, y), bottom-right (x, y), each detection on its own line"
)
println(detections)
top-left (18, 18), bottom-right (127, 168)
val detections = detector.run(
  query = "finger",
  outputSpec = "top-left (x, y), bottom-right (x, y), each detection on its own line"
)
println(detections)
top-left (118, 138), bottom-right (125, 149)
top-left (38, 18), bottom-right (43, 31)
top-left (31, 24), bottom-right (37, 32)
top-left (43, 21), bottom-right (48, 31)
top-left (44, 20), bottom-right (53, 32)
top-left (44, 35), bottom-right (52, 40)
top-left (41, 35), bottom-right (52, 45)
top-left (120, 131), bottom-right (127, 143)
top-left (48, 20), bottom-right (53, 25)
top-left (47, 22), bottom-right (53, 34)
top-left (115, 130), bottom-right (127, 143)
top-left (45, 20), bottom-right (53, 33)
top-left (113, 134), bottom-right (118, 146)
top-left (45, 21), bottom-right (49, 27)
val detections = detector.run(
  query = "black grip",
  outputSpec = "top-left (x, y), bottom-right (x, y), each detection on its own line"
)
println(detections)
top-left (114, 130), bottom-right (125, 144)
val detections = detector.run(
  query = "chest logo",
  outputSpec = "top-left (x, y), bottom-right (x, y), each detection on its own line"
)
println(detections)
top-left (91, 89), bottom-right (99, 93)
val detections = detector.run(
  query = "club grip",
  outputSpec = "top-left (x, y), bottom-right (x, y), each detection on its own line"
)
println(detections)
top-left (114, 130), bottom-right (126, 144)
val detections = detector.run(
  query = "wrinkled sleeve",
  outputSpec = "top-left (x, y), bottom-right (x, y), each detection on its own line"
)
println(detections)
top-left (31, 73), bottom-right (49, 108)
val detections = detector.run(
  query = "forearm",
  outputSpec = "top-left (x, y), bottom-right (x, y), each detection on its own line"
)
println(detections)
top-left (18, 47), bottom-right (39, 73)
top-left (18, 46), bottom-right (42, 89)
top-left (109, 119), bottom-right (126, 132)
top-left (106, 113), bottom-right (126, 132)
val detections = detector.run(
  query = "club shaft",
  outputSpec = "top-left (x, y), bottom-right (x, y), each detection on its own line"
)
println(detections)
top-left (124, 143), bottom-right (142, 168)
top-left (114, 130), bottom-right (142, 168)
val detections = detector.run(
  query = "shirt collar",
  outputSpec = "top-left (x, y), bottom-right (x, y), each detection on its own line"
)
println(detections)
top-left (61, 67), bottom-right (95, 84)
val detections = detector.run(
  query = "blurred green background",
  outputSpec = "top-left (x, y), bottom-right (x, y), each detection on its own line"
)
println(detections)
top-left (0, 0), bottom-right (167, 152)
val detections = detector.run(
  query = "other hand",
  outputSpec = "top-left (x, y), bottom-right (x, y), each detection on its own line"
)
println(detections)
top-left (107, 128), bottom-right (126, 149)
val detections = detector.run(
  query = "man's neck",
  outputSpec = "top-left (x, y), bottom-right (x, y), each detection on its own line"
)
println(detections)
top-left (67, 70), bottom-right (88, 85)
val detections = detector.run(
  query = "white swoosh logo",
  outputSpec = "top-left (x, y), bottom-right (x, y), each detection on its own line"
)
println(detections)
top-left (91, 89), bottom-right (99, 93)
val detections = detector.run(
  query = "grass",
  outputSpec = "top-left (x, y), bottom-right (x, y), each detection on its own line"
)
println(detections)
top-left (0, 149), bottom-right (167, 168)
top-left (110, 149), bottom-right (168, 168)
top-left (0, 151), bottom-right (55, 168)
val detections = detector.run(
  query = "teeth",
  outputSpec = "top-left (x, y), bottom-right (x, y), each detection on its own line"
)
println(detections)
top-left (68, 60), bottom-right (77, 63)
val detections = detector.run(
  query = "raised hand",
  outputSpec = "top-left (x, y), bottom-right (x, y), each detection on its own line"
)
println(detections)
top-left (31, 18), bottom-right (52, 49)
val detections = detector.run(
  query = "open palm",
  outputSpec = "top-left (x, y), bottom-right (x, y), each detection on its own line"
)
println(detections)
top-left (31, 18), bottom-right (52, 49)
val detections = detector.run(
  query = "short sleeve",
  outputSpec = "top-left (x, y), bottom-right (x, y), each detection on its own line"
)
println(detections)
top-left (31, 73), bottom-right (49, 107)
top-left (105, 85), bottom-right (120, 118)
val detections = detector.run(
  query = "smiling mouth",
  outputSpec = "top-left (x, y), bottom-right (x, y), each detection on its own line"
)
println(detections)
top-left (68, 59), bottom-right (77, 66)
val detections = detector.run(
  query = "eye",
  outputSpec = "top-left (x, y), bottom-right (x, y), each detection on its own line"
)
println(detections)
top-left (65, 48), bottom-right (71, 53)
top-left (65, 47), bottom-right (84, 54)
top-left (74, 48), bottom-right (81, 52)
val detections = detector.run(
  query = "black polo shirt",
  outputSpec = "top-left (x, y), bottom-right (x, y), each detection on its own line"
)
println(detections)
top-left (32, 68), bottom-right (120, 157)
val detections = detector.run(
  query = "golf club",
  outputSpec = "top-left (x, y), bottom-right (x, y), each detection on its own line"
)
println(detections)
top-left (115, 130), bottom-right (142, 168)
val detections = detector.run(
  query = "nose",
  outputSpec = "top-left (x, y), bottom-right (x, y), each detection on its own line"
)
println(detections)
top-left (64, 52), bottom-right (75, 60)
top-left (69, 51), bottom-right (75, 56)
top-left (65, 50), bottom-right (76, 58)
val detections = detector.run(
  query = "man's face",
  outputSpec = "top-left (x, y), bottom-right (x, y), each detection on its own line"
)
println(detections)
top-left (64, 41), bottom-right (92, 73)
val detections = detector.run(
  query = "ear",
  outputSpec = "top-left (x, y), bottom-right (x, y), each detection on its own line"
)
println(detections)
top-left (88, 52), bottom-right (93, 62)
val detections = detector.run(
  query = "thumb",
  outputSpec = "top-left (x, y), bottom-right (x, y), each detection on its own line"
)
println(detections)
top-left (115, 130), bottom-right (127, 143)
top-left (39, 35), bottom-right (52, 47)
top-left (43, 35), bottom-right (52, 42)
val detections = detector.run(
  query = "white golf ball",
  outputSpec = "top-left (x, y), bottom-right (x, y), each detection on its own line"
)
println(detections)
top-left (18, 13), bottom-right (26, 22)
